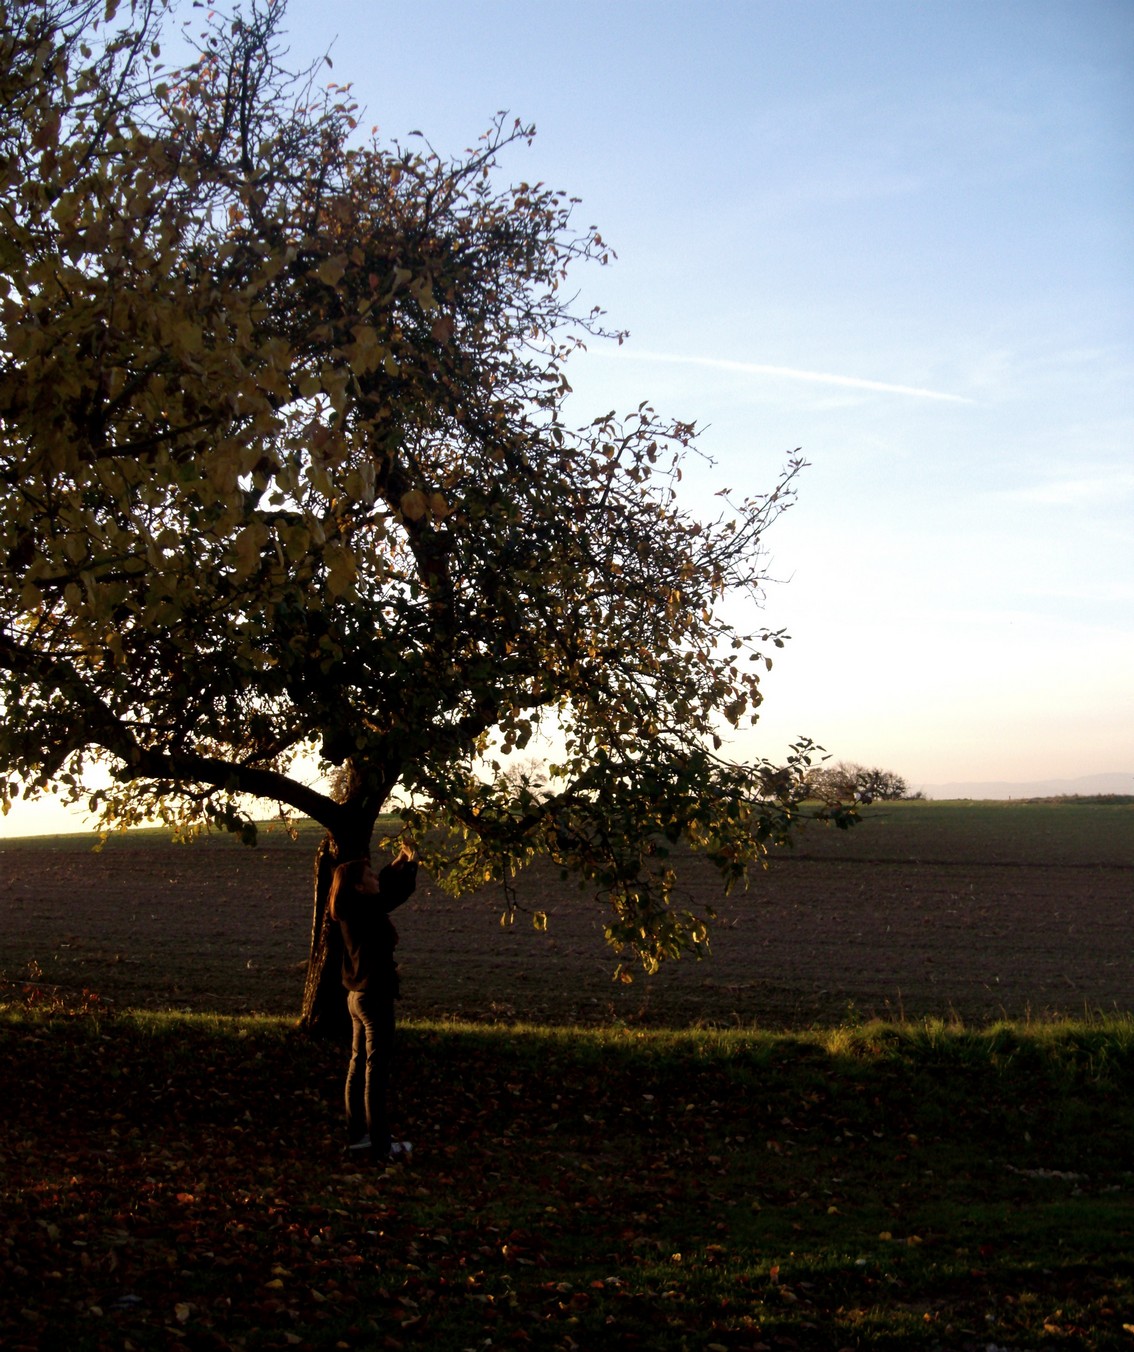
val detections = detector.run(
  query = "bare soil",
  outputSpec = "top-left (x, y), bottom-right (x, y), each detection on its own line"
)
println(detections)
top-left (2, 803), bottom-right (1131, 1028)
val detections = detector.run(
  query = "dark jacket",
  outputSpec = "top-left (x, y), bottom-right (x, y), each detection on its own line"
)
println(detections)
top-left (337, 859), bottom-right (418, 996)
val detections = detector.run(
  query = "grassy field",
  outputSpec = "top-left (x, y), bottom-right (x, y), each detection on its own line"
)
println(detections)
top-left (3, 798), bottom-right (1131, 1027)
top-left (1, 800), bottom-right (1132, 1349)
top-left (787, 797), bottom-right (1134, 866)
top-left (1, 1007), bottom-right (1132, 1351)
top-left (3, 795), bottom-right (1131, 861)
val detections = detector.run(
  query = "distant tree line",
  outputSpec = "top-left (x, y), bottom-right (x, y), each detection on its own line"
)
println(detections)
top-left (803, 761), bottom-right (920, 803)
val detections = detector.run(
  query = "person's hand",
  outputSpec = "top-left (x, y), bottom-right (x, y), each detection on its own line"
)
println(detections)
top-left (378, 843), bottom-right (419, 907)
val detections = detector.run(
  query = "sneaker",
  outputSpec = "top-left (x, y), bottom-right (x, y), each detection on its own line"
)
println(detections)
top-left (347, 1134), bottom-right (372, 1153)
top-left (387, 1140), bottom-right (413, 1163)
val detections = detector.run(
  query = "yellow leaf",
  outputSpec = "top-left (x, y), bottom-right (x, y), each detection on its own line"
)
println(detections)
top-left (233, 522), bottom-right (267, 580)
top-left (347, 324), bottom-right (385, 373)
top-left (400, 490), bottom-right (428, 522)
top-left (316, 256), bottom-right (347, 286)
top-left (324, 543), bottom-right (358, 598)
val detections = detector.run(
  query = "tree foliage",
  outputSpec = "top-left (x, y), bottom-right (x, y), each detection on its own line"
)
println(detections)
top-left (0, 0), bottom-right (837, 982)
top-left (806, 761), bottom-right (911, 804)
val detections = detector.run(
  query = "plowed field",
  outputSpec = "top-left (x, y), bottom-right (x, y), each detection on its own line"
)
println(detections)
top-left (2, 801), bottom-right (1131, 1027)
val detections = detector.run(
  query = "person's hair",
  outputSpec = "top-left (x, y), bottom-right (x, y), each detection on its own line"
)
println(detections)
top-left (328, 857), bottom-right (370, 920)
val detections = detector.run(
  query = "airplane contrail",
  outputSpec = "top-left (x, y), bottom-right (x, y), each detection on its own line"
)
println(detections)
top-left (603, 350), bottom-right (974, 404)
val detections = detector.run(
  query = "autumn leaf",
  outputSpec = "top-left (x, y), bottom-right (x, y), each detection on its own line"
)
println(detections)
top-left (316, 256), bottom-right (348, 285)
top-left (400, 490), bottom-right (429, 521)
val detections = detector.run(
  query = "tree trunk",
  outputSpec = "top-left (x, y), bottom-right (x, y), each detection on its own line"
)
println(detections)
top-left (297, 780), bottom-right (389, 1039)
top-left (298, 833), bottom-right (351, 1041)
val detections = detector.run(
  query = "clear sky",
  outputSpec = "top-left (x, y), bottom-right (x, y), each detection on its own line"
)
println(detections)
top-left (3, 0), bottom-right (1131, 836)
top-left (274, 0), bottom-right (1128, 791)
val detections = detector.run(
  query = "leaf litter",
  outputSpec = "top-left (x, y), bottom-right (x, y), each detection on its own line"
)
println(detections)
top-left (1, 1008), bottom-right (1132, 1350)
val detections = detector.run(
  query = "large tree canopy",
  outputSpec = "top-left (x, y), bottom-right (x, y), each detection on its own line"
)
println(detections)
top-left (1, 0), bottom-right (838, 1003)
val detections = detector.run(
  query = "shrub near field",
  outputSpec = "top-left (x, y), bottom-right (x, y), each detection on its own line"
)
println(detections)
top-left (1, 801), bottom-right (1132, 1028)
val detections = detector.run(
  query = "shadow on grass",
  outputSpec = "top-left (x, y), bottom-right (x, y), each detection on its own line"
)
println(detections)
top-left (2, 1005), bottom-right (1132, 1350)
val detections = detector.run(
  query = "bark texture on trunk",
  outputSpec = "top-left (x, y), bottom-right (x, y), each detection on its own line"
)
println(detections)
top-left (298, 833), bottom-right (351, 1042)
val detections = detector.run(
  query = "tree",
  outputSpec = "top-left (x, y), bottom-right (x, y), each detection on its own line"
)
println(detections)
top-left (806, 761), bottom-right (909, 803)
top-left (1, 0), bottom-right (838, 1034)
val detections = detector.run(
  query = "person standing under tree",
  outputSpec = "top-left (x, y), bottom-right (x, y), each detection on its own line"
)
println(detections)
top-left (328, 846), bottom-right (418, 1163)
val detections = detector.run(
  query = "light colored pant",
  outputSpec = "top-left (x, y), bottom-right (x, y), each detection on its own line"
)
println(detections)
top-left (345, 988), bottom-right (395, 1154)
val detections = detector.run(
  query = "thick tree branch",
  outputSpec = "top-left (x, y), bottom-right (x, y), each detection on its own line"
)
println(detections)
top-left (0, 631), bottom-right (342, 829)
top-left (119, 749), bottom-right (342, 831)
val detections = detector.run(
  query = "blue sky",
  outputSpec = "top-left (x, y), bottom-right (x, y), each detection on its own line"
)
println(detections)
top-left (287, 0), bottom-right (1132, 789)
top-left (3, 1), bottom-right (1131, 835)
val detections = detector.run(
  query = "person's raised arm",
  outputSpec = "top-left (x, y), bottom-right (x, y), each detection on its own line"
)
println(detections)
top-left (377, 842), bottom-right (418, 913)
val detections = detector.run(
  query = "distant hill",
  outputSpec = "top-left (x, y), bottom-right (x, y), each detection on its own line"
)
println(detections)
top-left (918, 772), bottom-right (1133, 801)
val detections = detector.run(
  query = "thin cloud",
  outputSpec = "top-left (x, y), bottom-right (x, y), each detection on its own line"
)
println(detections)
top-left (996, 471), bottom-right (1134, 506)
top-left (602, 349), bottom-right (974, 404)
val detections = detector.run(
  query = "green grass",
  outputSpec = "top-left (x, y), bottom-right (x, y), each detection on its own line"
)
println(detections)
top-left (791, 797), bottom-right (1134, 867)
top-left (3, 1006), bottom-right (1132, 1350)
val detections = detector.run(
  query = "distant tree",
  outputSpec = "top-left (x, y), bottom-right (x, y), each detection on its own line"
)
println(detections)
top-left (807, 762), bottom-right (909, 803)
top-left (854, 766), bottom-right (909, 802)
top-left (0, 0), bottom-right (840, 1034)
top-left (497, 756), bottom-right (551, 803)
